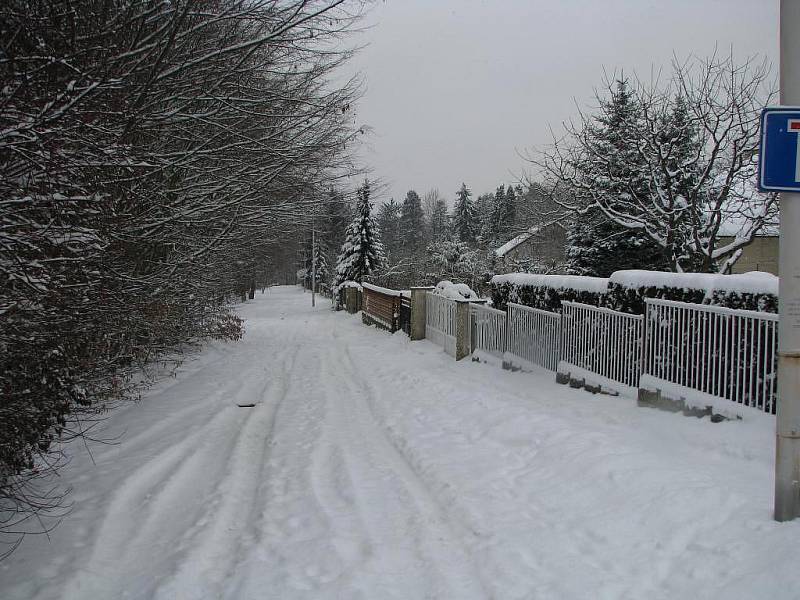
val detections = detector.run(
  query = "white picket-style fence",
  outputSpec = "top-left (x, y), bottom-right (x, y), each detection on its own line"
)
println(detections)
top-left (560, 301), bottom-right (644, 391)
top-left (470, 303), bottom-right (507, 359)
top-left (643, 298), bottom-right (779, 414)
top-left (506, 302), bottom-right (561, 371)
top-left (426, 292), bottom-right (457, 356)
top-left (420, 290), bottom-right (778, 415)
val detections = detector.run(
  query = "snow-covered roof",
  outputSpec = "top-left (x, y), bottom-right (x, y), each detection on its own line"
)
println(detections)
top-left (494, 227), bottom-right (540, 257)
top-left (362, 282), bottom-right (406, 297)
top-left (491, 273), bottom-right (610, 294)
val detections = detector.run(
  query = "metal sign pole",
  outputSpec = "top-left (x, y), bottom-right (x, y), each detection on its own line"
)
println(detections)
top-left (311, 224), bottom-right (316, 308)
top-left (775, 0), bottom-right (800, 522)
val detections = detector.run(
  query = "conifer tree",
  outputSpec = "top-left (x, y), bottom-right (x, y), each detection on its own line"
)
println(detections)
top-left (430, 198), bottom-right (450, 241)
top-left (335, 181), bottom-right (386, 285)
top-left (400, 190), bottom-right (425, 252)
top-left (377, 198), bottom-right (402, 259)
top-left (474, 193), bottom-right (496, 243)
top-left (565, 79), bottom-right (668, 276)
top-left (452, 183), bottom-right (477, 244)
top-left (305, 237), bottom-right (330, 287)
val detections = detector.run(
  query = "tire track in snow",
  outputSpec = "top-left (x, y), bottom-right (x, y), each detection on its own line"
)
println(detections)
top-left (316, 337), bottom-right (489, 599)
top-left (57, 340), bottom-right (297, 600)
top-left (151, 341), bottom-right (302, 600)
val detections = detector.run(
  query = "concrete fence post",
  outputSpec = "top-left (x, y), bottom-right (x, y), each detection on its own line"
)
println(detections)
top-left (410, 286), bottom-right (434, 341)
top-left (454, 300), bottom-right (472, 361)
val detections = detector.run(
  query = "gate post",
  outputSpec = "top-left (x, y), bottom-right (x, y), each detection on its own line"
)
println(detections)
top-left (410, 286), bottom-right (434, 341)
top-left (455, 299), bottom-right (471, 360)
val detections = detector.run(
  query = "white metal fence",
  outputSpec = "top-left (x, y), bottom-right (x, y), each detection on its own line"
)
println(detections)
top-left (426, 292), bottom-right (457, 356)
top-left (421, 291), bottom-right (778, 415)
top-left (560, 301), bottom-right (644, 391)
top-left (470, 303), bottom-right (506, 359)
top-left (644, 298), bottom-right (779, 414)
top-left (506, 302), bottom-right (561, 371)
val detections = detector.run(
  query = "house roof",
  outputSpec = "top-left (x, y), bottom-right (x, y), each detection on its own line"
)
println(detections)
top-left (495, 226), bottom-right (540, 257)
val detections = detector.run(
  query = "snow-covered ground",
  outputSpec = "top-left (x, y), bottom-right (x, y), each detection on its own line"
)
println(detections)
top-left (2, 285), bottom-right (799, 600)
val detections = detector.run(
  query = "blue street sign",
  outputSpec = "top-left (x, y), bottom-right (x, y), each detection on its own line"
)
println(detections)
top-left (759, 106), bottom-right (800, 192)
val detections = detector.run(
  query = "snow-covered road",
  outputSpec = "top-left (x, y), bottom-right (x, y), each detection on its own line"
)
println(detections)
top-left (2, 286), bottom-right (800, 599)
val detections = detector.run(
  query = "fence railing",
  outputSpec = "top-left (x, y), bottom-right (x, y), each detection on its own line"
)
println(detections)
top-left (560, 301), bottom-right (644, 391)
top-left (426, 292), bottom-right (457, 356)
top-left (643, 298), bottom-right (779, 414)
top-left (470, 303), bottom-right (507, 359)
top-left (348, 284), bottom-right (781, 417)
top-left (506, 302), bottom-right (562, 372)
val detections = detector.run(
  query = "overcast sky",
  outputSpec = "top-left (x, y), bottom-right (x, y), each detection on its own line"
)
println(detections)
top-left (345, 0), bottom-right (778, 205)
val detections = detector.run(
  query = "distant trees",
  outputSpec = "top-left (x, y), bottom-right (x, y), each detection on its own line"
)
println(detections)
top-left (335, 181), bottom-right (386, 285)
top-left (400, 190), bottom-right (426, 252)
top-left (0, 0), bottom-right (365, 549)
top-left (452, 183), bottom-right (477, 244)
top-left (532, 54), bottom-right (777, 274)
top-left (428, 196), bottom-right (450, 242)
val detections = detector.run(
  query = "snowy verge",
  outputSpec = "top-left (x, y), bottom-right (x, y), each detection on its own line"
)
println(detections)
top-left (639, 374), bottom-right (774, 422)
top-left (556, 361), bottom-right (638, 398)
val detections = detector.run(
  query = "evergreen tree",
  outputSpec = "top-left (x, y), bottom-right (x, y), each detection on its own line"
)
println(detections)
top-left (493, 183), bottom-right (516, 241)
top-left (335, 180), bottom-right (386, 285)
top-left (400, 189), bottom-right (425, 252)
top-left (305, 236), bottom-right (329, 287)
top-left (656, 93), bottom-right (706, 271)
top-left (430, 198), bottom-right (449, 241)
top-left (377, 198), bottom-right (402, 259)
top-left (452, 183), bottom-right (477, 244)
top-left (492, 184), bottom-right (505, 241)
top-left (566, 78), bottom-right (669, 276)
top-left (474, 193), bottom-right (495, 243)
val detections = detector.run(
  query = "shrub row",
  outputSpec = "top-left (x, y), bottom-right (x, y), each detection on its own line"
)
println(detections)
top-left (490, 270), bottom-right (779, 315)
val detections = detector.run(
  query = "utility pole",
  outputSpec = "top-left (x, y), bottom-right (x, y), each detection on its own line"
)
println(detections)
top-left (776, 0), bottom-right (800, 522)
top-left (311, 224), bottom-right (316, 307)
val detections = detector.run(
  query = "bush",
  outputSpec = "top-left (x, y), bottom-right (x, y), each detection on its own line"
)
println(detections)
top-left (607, 270), bottom-right (778, 314)
top-left (490, 274), bottom-right (609, 312)
top-left (490, 270), bottom-right (779, 315)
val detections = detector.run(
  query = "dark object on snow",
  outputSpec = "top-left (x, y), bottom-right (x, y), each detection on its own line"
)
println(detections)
top-left (236, 403), bottom-right (256, 408)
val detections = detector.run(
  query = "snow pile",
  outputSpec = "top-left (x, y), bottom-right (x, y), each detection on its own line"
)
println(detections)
top-left (433, 280), bottom-right (478, 301)
top-left (610, 270), bottom-right (778, 296)
top-left (333, 280), bottom-right (363, 293)
top-left (491, 273), bottom-right (609, 294)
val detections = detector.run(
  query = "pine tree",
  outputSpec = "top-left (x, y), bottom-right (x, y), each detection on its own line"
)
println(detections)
top-left (430, 198), bottom-right (449, 241)
top-left (566, 78), bottom-right (669, 276)
top-left (452, 183), bottom-right (477, 244)
top-left (335, 180), bottom-right (386, 285)
top-left (377, 198), bottom-right (402, 259)
top-left (493, 183), bottom-right (516, 241)
top-left (474, 193), bottom-right (495, 243)
top-left (400, 189), bottom-right (425, 252)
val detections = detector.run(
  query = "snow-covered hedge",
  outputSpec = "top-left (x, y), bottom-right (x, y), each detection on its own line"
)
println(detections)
top-left (490, 270), bottom-right (779, 314)
top-left (490, 273), bottom-right (609, 312)
top-left (607, 270), bottom-right (778, 314)
top-left (433, 280), bottom-right (479, 301)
